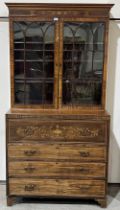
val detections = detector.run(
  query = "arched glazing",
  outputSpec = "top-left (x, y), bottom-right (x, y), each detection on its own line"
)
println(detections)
top-left (63, 22), bottom-right (105, 106)
top-left (14, 21), bottom-right (55, 105)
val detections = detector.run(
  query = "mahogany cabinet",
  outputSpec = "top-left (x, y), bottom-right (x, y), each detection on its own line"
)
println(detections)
top-left (6, 3), bottom-right (113, 207)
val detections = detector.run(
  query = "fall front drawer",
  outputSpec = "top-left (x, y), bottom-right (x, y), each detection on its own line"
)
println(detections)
top-left (8, 143), bottom-right (106, 161)
top-left (8, 120), bottom-right (107, 142)
top-left (8, 161), bottom-right (106, 178)
top-left (9, 179), bottom-right (105, 197)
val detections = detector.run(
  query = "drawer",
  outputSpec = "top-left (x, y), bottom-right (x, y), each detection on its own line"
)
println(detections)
top-left (8, 161), bottom-right (106, 178)
top-left (8, 143), bottom-right (106, 161)
top-left (9, 178), bottom-right (105, 197)
top-left (8, 119), bottom-right (107, 142)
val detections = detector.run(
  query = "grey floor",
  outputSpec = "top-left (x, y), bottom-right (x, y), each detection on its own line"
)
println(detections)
top-left (0, 184), bottom-right (120, 210)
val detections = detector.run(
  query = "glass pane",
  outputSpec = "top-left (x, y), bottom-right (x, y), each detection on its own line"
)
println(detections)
top-left (63, 81), bottom-right (102, 105)
top-left (15, 62), bottom-right (24, 79)
top-left (14, 21), bottom-right (55, 105)
top-left (14, 50), bottom-right (24, 60)
top-left (25, 22), bottom-right (54, 79)
top-left (25, 43), bottom-right (43, 50)
top-left (63, 51), bottom-right (103, 79)
top-left (14, 43), bottom-right (24, 50)
top-left (25, 22), bottom-right (43, 43)
top-left (63, 81), bottom-right (72, 104)
top-left (45, 82), bottom-right (53, 104)
top-left (14, 22), bottom-right (24, 42)
top-left (25, 61), bottom-right (43, 78)
top-left (45, 50), bottom-right (54, 60)
top-left (45, 43), bottom-right (54, 50)
top-left (26, 51), bottom-right (43, 60)
top-left (45, 61), bottom-right (54, 78)
top-left (44, 24), bottom-right (54, 43)
top-left (15, 81), bottom-right (25, 104)
top-left (25, 82), bottom-right (43, 104)
top-left (63, 22), bottom-right (104, 106)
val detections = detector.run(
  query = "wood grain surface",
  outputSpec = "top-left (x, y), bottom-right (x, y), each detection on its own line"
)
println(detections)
top-left (9, 178), bottom-right (105, 197)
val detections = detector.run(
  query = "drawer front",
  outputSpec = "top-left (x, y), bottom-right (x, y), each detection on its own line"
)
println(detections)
top-left (9, 161), bottom-right (106, 178)
top-left (9, 179), bottom-right (105, 197)
top-left (8, 120), bottom-right (107, 142)
top-left (8, 143), bottom-right (106, 161)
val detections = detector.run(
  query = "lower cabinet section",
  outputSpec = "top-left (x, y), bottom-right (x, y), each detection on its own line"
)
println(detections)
top-left (9, 179), bottom-right (105, 197)
top-left (6, 113), bottom-right (110, 207)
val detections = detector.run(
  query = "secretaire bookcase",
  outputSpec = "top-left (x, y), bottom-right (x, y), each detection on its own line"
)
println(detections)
top-left (6, 3), bottom-right (113, 207)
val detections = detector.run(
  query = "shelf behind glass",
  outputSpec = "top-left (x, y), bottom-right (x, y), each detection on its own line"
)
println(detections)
top-left (63, 43), bottom-right (104, 51)
top-left (63, 60), bottom-right (103, 62)
top-left (15, 59), bottom-right (54, 62)
top-left (14, 49), bottom-right (54, 51)
top-left (62, 81), bottom-right (102, 106)
top-left (15, 80), bottom-right (54, 105)
top-left (14, 78), bottom-right (54, 82)
top-left (14, 43), bottom-right (54, 50)
top-left (14, 41), bottom-right (54, 44)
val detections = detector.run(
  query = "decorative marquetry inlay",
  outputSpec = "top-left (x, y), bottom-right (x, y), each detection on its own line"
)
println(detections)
top-left (16, 124), bottom-right (100, 139)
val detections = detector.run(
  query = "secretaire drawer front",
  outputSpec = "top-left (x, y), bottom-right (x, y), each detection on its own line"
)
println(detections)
top-left (9, 162), bottom-right (106, 178)
top-left (8, 120), bottom-right (107, 142)
top-left (8, 143), bottom-right (106, 161)
top-left (9, 179), bottom-right (105, 197)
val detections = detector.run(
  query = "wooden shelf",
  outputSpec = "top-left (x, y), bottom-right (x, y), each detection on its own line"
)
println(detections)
top-left (14, 41), bottom-right (54, 44)
top-left (63, 60), bottom-right (103, 63)
top-left (14, 49), bottom-right (54, 52)
top-left (15, 59), bottom-right (54, 62)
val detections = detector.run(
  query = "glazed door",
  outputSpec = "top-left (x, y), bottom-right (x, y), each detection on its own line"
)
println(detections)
top-left (12, 18), bottom-right (106, 110)
top-left (59, 20), bottom-right (105, 110)
top-left (13, 20), bottom-right (59, 108)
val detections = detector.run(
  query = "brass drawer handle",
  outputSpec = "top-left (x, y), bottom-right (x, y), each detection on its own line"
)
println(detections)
top-left (24, 150), bottom-right (37, 156)
top-left (24, 167), bottom-right (36, 173)
top-left (24, 184), bottom-right (36, 192)
top-left (79, 151), bottom-right (90, 157)
top-left (80, 185), bottom-right (91, 191)
top-left (79, 168), bottom-right (90, 173)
